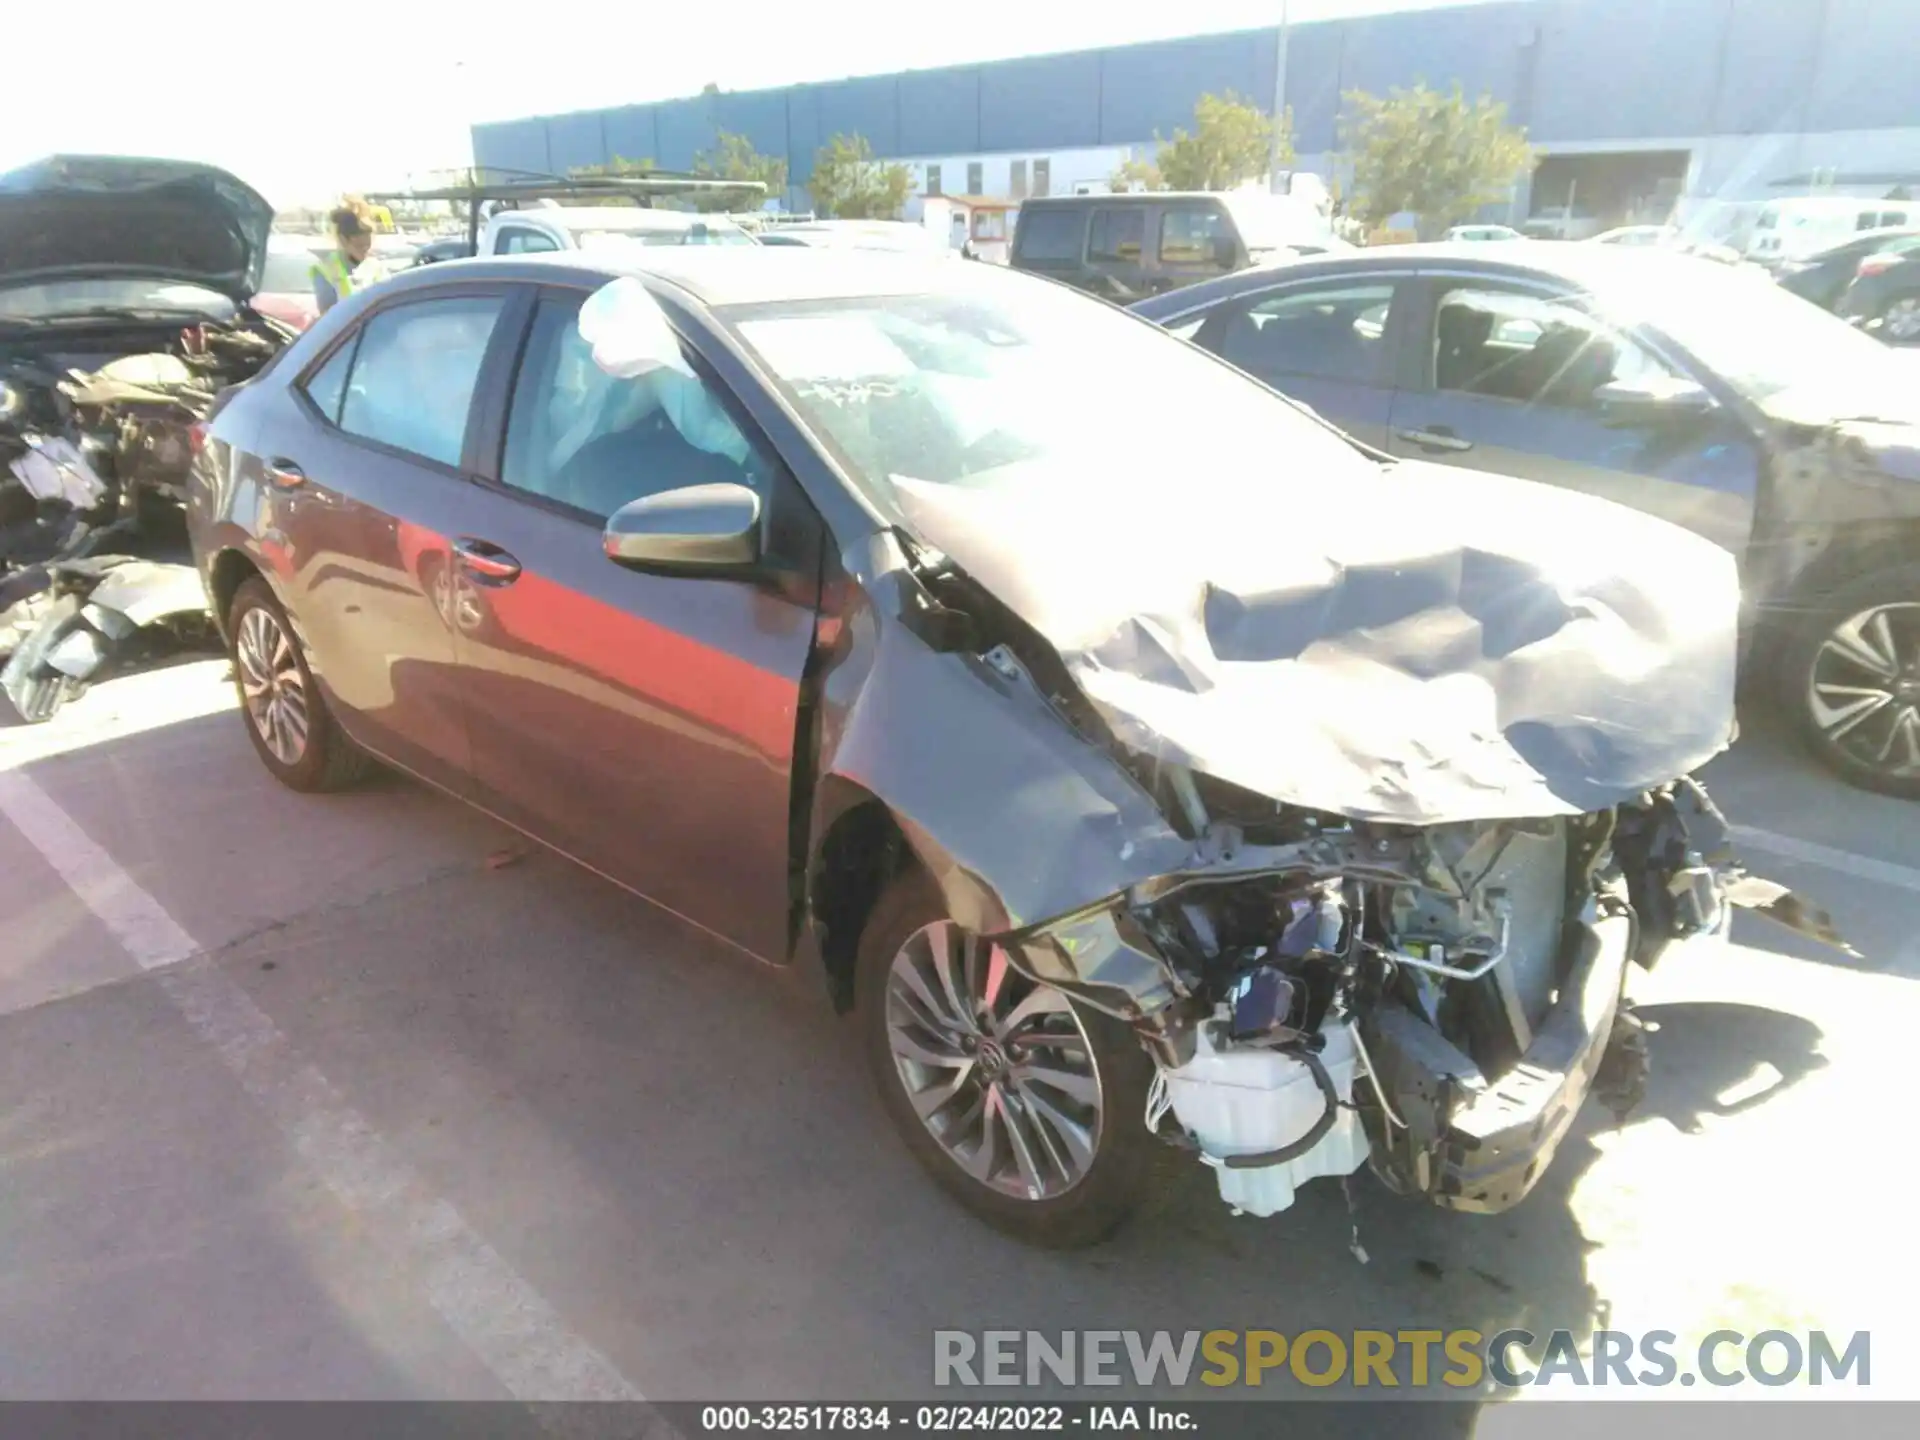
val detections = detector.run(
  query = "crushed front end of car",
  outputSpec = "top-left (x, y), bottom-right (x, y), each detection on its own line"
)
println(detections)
top-left (1000, 775), bottom-right (1792, 1218)
top-left (0, 156), bottom-right (287, 719)
top-left (817, 458), bottom-right (1849, 1225)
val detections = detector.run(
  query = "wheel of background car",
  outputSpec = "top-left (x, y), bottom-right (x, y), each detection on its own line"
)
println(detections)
top-left (1782, 560), bottom-right (1920, 800)
top-left (854, 870), bottom-right (1177, 1248)
top-left (227, 577), bottom-right (373, 793)
top-left (1876, 297), bottom-right (1920, 344)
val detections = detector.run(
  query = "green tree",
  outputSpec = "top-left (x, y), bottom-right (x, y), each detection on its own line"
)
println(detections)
top-left (1109, 156), bottom-right (1165, 192)
top-left (693, 131), bottom-right (788, 211)
top-left (1338, 83), bottom-right (1533, 236)
top-left (1153, 91), bottom-right (1288, 191)
top-left (806, 133), bottom-right (911, 219)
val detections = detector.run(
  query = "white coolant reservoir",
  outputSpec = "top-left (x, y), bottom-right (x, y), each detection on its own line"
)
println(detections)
top-left (1160, 1018), bottom-right (1371, 1218)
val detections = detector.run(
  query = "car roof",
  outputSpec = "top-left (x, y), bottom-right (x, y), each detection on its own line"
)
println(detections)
top-left (498, 206), bottom-right (743, 233)
top-left (1127, 241), bottom-right (1732, 316)
top-left (377, 246), bottom-right (1007, 308)
top-left (1018, 191), bottom-right (1247, 206)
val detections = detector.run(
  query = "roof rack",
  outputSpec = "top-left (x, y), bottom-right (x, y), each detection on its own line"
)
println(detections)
top-left (363, 167), bottom-right (769, 249)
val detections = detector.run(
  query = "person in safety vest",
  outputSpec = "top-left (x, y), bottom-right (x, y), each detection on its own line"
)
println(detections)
top-left (312, 204), bottom-right (376, 315)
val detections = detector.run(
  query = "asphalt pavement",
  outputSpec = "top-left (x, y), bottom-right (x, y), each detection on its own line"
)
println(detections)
top-left (0, 657), bottom-right (1915, 1415)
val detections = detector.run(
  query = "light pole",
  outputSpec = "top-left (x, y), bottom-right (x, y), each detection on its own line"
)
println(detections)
top-left (1269, 1), bottom-right (1292, 192)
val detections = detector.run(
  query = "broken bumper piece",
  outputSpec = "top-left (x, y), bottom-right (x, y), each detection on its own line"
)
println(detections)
top-left (1368, 895), bottom-right (1645, 1214)
top-left (0, 557), bottom-right (209, 722)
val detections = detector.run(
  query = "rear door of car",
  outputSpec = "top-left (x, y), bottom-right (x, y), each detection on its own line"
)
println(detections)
top-left (257, 282), bottom-right (517, 790)
top-left (1384, 272), bottom-right (1762, 556)
top-left (1078, 201), bottom-right (1155, 302)
top-left (1152, 198), bottom-right (1238, 291)
top-left (444, 282), bottom-right (827, 961)
top-left (1179, 271), bottom-right (1413, 448)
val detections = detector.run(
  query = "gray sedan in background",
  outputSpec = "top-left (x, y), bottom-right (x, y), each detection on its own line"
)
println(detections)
top-left (1134, 244), bottom-right (1920, 797)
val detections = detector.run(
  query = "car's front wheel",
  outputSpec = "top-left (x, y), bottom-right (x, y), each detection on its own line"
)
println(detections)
top-left (228, 577), bottom-right (372, 792)
top-left (1784, 561), bottom-right (1920, 799)
top-left (855, 871), bottom-right (1174, 1248)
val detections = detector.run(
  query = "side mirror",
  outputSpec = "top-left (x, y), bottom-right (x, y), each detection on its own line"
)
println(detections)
top-left (1594, 376), bottom-right (1717, 427)
top-left (603, 483), bottom-right (761, 573)
top-left (1213, 235), bottom-right (1239, 269)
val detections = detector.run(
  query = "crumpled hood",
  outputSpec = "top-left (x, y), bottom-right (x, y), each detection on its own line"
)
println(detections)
top-left (0, 155), bottom-right (273, 301)
top-left (891, 460), bottom-right (1741, 825)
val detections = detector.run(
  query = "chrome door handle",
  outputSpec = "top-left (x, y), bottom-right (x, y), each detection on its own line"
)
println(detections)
top-left (264, 458), bottom-right (307, 489)
top-left (1397, 427), bottom-right (1474, 453)
top-left (453, 537), bottom-right (522, 583)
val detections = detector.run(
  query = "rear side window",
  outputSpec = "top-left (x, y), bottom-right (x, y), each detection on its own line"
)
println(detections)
top-left (1014, 209), bottom-right (1084, 264)
top-left (1088, 207), bottom-right (1145, 263)
top-left (301, 335), bottom-right (358, 424)
top-left (334, 295), bottom-right (506, 468)
top-left (1160, 206), bottom-right (1230, 264)
top-left (1205, 283), bottom-right (1399, 388)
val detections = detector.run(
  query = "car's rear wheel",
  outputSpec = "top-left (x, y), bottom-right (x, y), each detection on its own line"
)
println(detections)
top-left (229, 577), bottom-right (371, 792)
top-left (855, 871), bottom-right (1174, 1248)
top-left (1783, 561), bottom-right (1920, 799)
top-left (1875, 296), bottom-right (1920, 345)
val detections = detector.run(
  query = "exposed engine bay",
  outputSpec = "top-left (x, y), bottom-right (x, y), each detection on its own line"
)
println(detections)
top-left (993, 691), bottom-right (1846, 1222)
top-left (0, 314), bottom-right (285, 718)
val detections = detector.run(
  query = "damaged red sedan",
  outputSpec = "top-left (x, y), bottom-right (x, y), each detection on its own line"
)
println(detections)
top-left (186, 249), bottom-right (1843, 1247)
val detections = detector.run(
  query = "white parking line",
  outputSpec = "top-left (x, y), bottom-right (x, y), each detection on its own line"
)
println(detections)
top-left (1730, 824), bottom-right (1920, 896)
top-left (0, 768), bottom-right (643, 1404)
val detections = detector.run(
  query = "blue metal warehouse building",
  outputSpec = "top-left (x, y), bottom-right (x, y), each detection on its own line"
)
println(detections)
top-left (473, 0), bottom-right (1920, 225)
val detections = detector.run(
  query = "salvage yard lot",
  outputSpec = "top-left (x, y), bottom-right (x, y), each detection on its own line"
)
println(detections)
top-left (1, 659), bottom-right (1917, 1408)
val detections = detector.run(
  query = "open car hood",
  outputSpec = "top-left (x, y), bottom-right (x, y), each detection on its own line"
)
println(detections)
top-left (891, 460), bottom-right (1741, 826)
top-left (0, 155), bottom-right (272, 301)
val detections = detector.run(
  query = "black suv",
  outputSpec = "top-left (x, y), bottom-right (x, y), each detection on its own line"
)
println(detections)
top-left (1011, 192), bottom-right (1344, 302)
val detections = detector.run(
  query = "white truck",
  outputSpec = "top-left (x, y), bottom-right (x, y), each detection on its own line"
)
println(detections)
top-left (474, 202), bottom-right (757, 257)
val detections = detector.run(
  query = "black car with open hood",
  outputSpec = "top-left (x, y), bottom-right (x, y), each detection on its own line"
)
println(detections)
top-left (1, 156), bottom-right (289, 724)
top-left (0, 154), bottom-right (274, 303)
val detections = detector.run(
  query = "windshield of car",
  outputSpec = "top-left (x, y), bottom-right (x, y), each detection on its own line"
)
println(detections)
top-left (0, 277), bottom-right (236, 321)
top-left (1598, 259), bottom-right (1905, 409)
top-left (722, 268), bottom-right (1376, 515)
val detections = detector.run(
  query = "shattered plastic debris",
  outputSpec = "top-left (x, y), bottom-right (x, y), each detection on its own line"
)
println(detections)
top-left (9, 435), bottom-right (108, 508)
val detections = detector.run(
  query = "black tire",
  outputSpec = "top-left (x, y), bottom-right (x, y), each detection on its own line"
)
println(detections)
top-left (1780, 560), bottom-right (1920, 799)
top-left (228, 577), bottom-right (373, 793)
top-left (1872, 295), bottom-right (1920, 346)
top-left (855, 870), bottom-right (1179, 1248)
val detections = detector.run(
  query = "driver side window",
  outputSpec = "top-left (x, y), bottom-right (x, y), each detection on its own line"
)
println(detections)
top-left (500, 294), bottom-right (762, 520)
top-left (1431, 287), bottom-right (1677, 412)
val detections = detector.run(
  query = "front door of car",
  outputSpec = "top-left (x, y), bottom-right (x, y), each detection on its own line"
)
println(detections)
top-left (1385, 279), bottom-right (1761, 556)
top-left (447, 288), bottom-right (824, 961)
top-left (1188, 277), bottom-right (1408, 449)
top-left (264, 288), bottom-right (513, 789)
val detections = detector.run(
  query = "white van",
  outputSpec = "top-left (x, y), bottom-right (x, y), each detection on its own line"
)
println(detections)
top-left (1747, 196), bottom-right (1917, 266)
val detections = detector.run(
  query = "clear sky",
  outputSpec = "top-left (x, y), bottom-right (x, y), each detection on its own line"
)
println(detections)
top-left (5, 0), bottom-right (1492, 209)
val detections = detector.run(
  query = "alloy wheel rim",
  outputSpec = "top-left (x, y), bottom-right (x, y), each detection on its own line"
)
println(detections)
top-left (236, 605), bottom-right (310, 766)
top-left (884, 920), bottom-right (1103, 1201)
top-left (1884, 298), bottom-right (1920, 343)
top-left (1808, 601), bottom-right (1920, 779)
